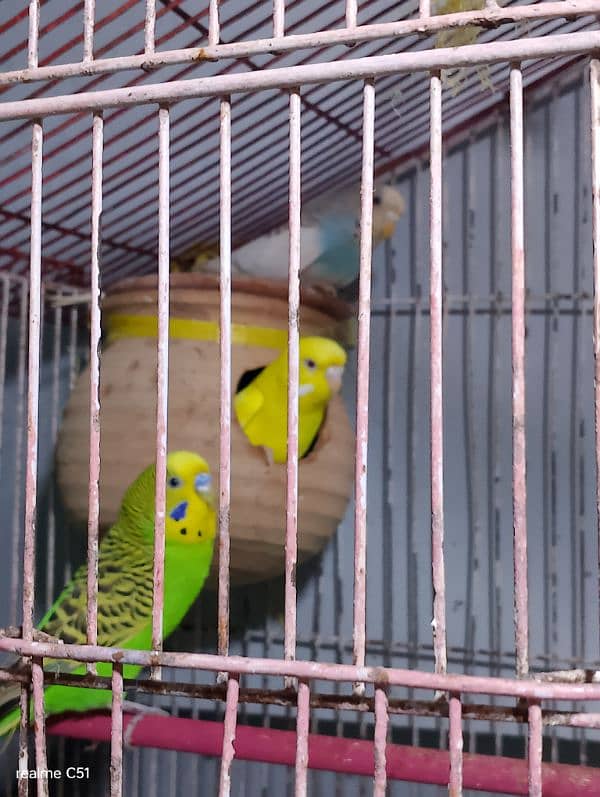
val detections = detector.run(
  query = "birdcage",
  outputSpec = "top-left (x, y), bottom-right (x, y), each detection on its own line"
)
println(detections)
top-left (1, 2), bottom-right (600, 796)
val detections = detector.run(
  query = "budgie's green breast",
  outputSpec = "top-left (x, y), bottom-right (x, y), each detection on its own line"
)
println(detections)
top-left (35, 525), bottom-right (214, 720)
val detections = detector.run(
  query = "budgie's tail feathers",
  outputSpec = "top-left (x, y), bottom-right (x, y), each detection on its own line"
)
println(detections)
top-left (0, 678), bottom-right (23, 740)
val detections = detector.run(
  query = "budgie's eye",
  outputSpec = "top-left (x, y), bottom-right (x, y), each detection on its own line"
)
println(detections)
top-left (304, 358), bottom-right (316, 371)
top-left (168, 475), bottom-right (182, 489)
top-left (195, 472), bottom-right (212, 494)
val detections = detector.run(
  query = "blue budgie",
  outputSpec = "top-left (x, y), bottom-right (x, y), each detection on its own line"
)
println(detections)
top-left (192, 183), bottom-right (405, 289)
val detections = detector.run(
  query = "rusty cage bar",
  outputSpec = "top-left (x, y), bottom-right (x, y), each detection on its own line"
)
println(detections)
top-left (0, 1), bottom-right (600, 796)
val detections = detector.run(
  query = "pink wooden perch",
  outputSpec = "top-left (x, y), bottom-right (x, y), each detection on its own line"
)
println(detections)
top-left (47, 712), bottom-right (600, 795)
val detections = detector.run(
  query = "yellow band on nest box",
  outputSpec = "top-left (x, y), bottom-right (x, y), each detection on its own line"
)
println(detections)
top-left (106, 313), bottom-right (289, 351)
top-left (56, 274), bottom-right (355, 586)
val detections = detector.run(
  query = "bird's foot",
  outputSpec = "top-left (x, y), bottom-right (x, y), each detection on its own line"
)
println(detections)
top-left (0, 626), bottom-right (63, 645)
top-left (263, 446), bottom-right (275, 466)
top-left (123, 702), bottom-right (170, 749)
top-left (310, 283), bottom-right (339, 299)
top-left (122, 700), bottom-right (169, 717)
top-left (34, 630), bottom-right (63, 644)
top-left (0, 626), bottom-right (21, 638)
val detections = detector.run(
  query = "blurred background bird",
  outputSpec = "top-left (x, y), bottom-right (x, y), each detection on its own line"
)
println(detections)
top-left (189, 183), bottom-right (405, 291)
top-left (0, 451), bottom-right (216, 737)
top-left (234, 336), bottom-right (347, 464)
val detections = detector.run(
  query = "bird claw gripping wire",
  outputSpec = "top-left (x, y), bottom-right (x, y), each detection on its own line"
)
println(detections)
top-left (0, 626), bottom-right (63, 644)
top-left (123, 702), bottom-right (170, 749)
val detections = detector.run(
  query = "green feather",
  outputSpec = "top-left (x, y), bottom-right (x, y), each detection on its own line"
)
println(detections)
top-left (0, 453), bottom-right (215, 737)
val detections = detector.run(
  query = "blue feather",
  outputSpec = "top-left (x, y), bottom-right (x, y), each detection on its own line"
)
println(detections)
top-left (312, 212), bottom-right (360, 283)
top-left (195, 473), bottom-right (212, 493)
top-left (170, 501), bottom-right (188, 521)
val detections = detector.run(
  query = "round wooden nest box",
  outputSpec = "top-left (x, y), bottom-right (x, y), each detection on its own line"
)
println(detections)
top-left (56, 274), bottom-right (355, 586)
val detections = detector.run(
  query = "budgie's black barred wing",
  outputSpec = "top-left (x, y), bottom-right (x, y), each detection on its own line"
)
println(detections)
top-left (39, 528), bottom-right (154, 651)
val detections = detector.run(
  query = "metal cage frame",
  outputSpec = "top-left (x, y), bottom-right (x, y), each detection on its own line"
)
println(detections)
top-left (1, 2), bottom-right (600, 796)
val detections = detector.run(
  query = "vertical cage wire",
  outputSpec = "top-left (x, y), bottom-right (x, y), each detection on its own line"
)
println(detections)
top-left (448, 693), bottom-right (463, 796)
top-left (346, 0), bottom-right (358, 29)
top-left (209, 0), bottom-right (220, 46)
top-left (284, 87), bottom-right (302, 684)
top-left (406, 162), bottom-right (425, 751)
top-left (439, 274), bottom-right (451, 754)
top-left (23, 122), bottom-right (42, 646)
top-left (487, 119), bottom-right (504, 755)
top-left (462, 139), bottom-right (484, 691)
top-left (543, 94), bottom-right (559, 671)
top-left (151, 104), bottom-right (171, 680)
top-left (573, 75), bottom-right (589, 766)
top-left (82, 0), bottom-right (95, 62)
top-left (382, 234), bottom-right (396, 674)
top-left (110, 661), bottom-right (124, 796)
top-left (27, 0), bottom-right (39, 70)
top-left (353, 79), bottom-right (375, 693)
top-left (295, 680), bottom-right (310, 796)
top-left (43, 291), bottom-right (62, 611)
top-left (218, 94), bottom-right (233, 669)
top-left (273, 0), bottom-right (285, 38)
top-left (86, 111), bottom-right (103, 670)
top-left (591, 58), bottom-right (600, 661)
top-left (22, 116), bottom-right (48, 788)
top-left (528, 701), bottom-right (543, 796)
top-left (218, 674), bottom-right (240, 797)
top-left (0, 275), bottom-right (9, 566)
top-left (144, 0), bottom-right (156, 55)
top-left (429, 69), bottom-right (448, 678)
top-left (373, 685), bottom-right (389, 797)
top-left (510, 62), bottom-right (530, 679)
top-left (17, 685), bottom-right (29, 797)
top-left (543, 86), bottom-right (560, 763)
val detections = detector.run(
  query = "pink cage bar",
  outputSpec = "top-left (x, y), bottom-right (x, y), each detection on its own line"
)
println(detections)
top-left (1, 1), bottom-right (600, 796)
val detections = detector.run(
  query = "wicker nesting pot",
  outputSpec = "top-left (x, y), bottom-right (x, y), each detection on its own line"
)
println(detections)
top-left (55, 274), bottom-right (355, 586)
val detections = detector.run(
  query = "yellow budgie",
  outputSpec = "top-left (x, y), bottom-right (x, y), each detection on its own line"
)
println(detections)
top-left (234, 336), bottom-right (347, 464)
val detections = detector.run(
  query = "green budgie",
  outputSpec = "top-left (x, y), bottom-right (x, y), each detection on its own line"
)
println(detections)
top-left (0, 450), bottom-right (217, 737)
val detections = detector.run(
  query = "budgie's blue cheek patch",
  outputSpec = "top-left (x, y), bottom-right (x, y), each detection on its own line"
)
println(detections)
top-left (170, 501), bottom-right (188, 522)
top-left (195, 473), bottom-right (212, 495)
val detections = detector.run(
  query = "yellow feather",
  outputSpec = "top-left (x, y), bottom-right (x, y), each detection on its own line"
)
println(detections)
top-left (433, 0), bottom-right (495, 94)
top-left (233, 380), bottom-right (265, 431)
top-left (234, 336), bottom-right (347, 463)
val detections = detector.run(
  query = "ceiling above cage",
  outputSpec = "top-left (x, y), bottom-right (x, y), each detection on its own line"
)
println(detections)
top-left (0, 0), bottom-right (597, 288)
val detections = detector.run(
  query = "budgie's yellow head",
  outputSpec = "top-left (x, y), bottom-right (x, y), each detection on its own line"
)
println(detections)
top-left (294, 336), bottom-right (347, 408)
top-left (118, 451), bottom-right (216, 546)
top-left (372, 184), bottom-right (406, 241)
top-left (164, 451), bottom-right (217, 546)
